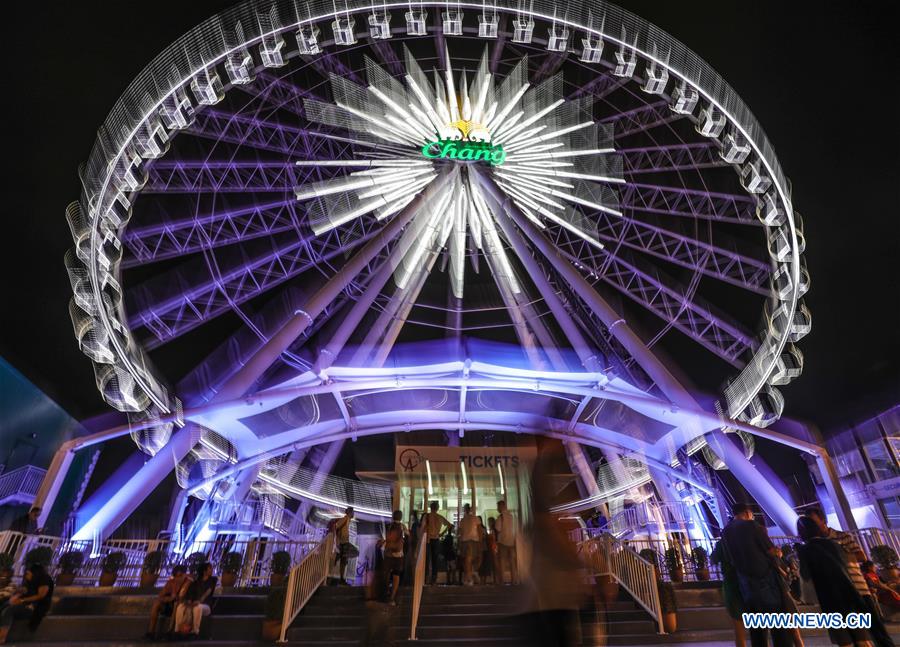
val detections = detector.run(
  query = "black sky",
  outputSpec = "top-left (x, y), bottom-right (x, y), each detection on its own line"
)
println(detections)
top-left (1, 1), bottom-right (897, 429)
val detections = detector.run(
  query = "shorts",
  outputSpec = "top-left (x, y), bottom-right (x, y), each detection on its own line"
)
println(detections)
top-left (461, 540), bottom-right (480, 561)
top-left (384, 555), bottom-right (404, 576)
top-left (339, 542), bottom-right (359, 559)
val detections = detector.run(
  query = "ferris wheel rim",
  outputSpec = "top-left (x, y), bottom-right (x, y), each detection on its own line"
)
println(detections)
top-left (73, 0), bottom-right (803, 436)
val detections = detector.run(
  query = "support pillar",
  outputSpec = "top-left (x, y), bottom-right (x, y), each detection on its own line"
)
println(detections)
top-left (815, 452), bottom-right (857, 531)
top-left (74, 169), bottom-right (456, 541)
top-left (474, 170), bottom-right (798, 534)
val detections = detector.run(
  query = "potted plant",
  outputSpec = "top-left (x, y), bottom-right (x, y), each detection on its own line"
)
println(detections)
top-left (658, 578), bottom-right (678, 633)
top-left (99, 551), bottom-right (126, 586)
top-left (871, 545), bottom-right (899, 572)
top-left (262, 585), bottom-right (286, 641)
top-left (220, 551), bottom-right (243, 588)
top-left (270, 551), bottom-right (291, 586)
top-left (691, 547), bottom-right (710, 581)
top-left (0, 553), bottom-right (15, 578)
top-left (141, 550), bottom-right (164, 588)
top-left (23, 546), bottom-right (53, 570)
top-left (664, 547), bottom-right (683, 583)
top-left (57, 550), bottom-right (84, 586)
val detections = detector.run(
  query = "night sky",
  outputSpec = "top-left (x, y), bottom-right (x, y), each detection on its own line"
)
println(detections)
top-left (1, 1), bottom-right (897, 431)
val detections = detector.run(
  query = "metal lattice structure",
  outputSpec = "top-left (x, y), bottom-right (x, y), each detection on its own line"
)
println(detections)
top-left (57, 0), bottom-right (814, 541)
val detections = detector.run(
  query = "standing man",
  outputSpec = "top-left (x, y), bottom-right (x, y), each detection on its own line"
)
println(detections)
top-left (807, 509), bottom-right (894, 647)
top-left (459, 504), bottom-right (480, 585)
top-left (10, 508), bottom-right (41, 535)
top-left (334, 507), bottom-right (357, 586)
top-left (495, 500), bottom-right (518, 585)
top-left (720, 503), bottom-right (791, 647)
top-left (380, 510), bottom-right (409, 605)
top-left (421, 501), bottom-right (451, 585)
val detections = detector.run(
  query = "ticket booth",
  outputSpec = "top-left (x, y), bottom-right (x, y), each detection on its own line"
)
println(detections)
top-left (392, 444), bottom-right (538, 526)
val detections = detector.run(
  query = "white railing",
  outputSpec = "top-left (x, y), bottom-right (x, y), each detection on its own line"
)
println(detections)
top-left (278, 532), bottom-right (334, 643)
top-left (0, 466), bottom-right (47, 505)
top-left (409, 531), bottom-right (429, 640)
top-left (0, 530), bottom-right (319, 587)
top-left (585, 534), bottom-right (664, 633)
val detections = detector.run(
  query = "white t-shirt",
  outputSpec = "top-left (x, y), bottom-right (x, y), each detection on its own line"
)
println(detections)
top-left (460, 513), bottom-right (480, 542)
top-left (496, 510), bottom-right (517, 546)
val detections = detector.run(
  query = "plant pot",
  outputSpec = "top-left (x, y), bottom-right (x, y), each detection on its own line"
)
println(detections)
top-left (695, 567), bottom-right (710, 581)
top-left (56, 572), bottom-right (76, 586)
top-left (663, 611), bottom-right (677, 633)
top-left (261, 619), bottom-right (282, 641)
top-left (140, 571), bottom-right (160, 588)
top-left (99, 571), bottom-right (118, 587)
top-left (669, 567), bottom-right (683, 583)
top-left (270, 573), bottom-right (286, 587)
top-left (221, 571), bottom-right (237, 588)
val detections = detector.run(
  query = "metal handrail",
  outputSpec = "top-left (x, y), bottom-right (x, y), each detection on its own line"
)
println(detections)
top-left (278, 532), bottom-right (334, 643)
top-left (584, 534), bottom-right (665, 633)
top-left (0, 466), bottom-right (47, 503)
top-left (408, 531), bottom-right (429, 640)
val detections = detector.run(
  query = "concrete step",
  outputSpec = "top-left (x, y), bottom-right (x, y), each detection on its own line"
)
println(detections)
top-left (51, 593), bottom-right (266, 615)
top-left (14, 613), bottom-right (263, 643)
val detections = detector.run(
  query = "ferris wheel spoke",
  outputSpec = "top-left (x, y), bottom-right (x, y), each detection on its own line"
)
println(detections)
top-left (550, 226), bottom-right (756, 366)
top-left (580, 210), bottom-right (771, 294)
top-left (142, 161), bottom-right (300, 194)
top-left (128, 222), bottom-right (384, 347)
top-left (122, 197), bottom-right (302, 266)
top-left (233, 72), bottom-right (325, 118)
top-left (622, 183), bottom-right (760, 225)
top-left (531, 50), bottom-right (568, 84)
top-left (186, 110), bottom-right (366, 158)
top-left (568, 74), bottom-right (630, 101)
top-left (619, 142), bottom-right (729, 175)
top-left (602, 101), bottom-right (684, 139)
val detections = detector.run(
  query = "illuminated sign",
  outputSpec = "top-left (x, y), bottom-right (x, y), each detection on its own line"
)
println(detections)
top-left (421, 140), bottom-right (506, 166)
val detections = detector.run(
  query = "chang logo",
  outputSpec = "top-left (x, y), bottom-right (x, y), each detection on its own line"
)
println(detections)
top-left (421, 140), bottom-right (506, 166)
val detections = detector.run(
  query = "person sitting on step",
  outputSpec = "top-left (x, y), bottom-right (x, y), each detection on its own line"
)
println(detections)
top-left (145, 564), bottom-right (189, 638)
top-left (0, 563), bottom-right (54, 644)
top-left (174, 562), bottom-right (217, 638)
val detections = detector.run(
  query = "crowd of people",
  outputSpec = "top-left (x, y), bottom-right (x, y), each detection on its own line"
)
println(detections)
top-left (712, 503), bottom-right (900, 647)
top-left (343, 497), bottom-right (521, 605)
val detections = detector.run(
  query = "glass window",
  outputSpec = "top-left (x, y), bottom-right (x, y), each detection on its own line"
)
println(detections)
top-left (863, 438), bottom-right (900, 482)
top-left (879, 497), bottom-right (900, 530)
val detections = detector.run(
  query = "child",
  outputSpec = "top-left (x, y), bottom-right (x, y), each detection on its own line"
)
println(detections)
top-left (442, 528), bottom-right (459, 585)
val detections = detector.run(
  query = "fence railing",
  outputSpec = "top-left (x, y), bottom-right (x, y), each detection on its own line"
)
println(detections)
top-left (624, 527), bottom-right (900, 583)
top-left (278, 532), bottom-right (334, 643)
top-left (583, 534), bottom-right (664, 633)
top-left (0, 530), bottom-right (319, 587)
top-left (409, 531), bottom-right (429, 640)
top-left (0, 466), bottom-right (47, 505)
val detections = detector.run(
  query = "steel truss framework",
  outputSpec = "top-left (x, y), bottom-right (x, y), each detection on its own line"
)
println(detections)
top-left (55, 0), bottom-right (818, 542)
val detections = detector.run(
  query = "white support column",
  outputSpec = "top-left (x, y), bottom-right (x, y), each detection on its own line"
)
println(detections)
top-left (73, 169), bottom-right (456, 541)
top-left (474, 170), bottom-right (799, 535)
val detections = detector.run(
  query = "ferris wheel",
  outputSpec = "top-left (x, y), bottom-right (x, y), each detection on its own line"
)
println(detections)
top-left (64, 0), bottom-right (810, 501)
